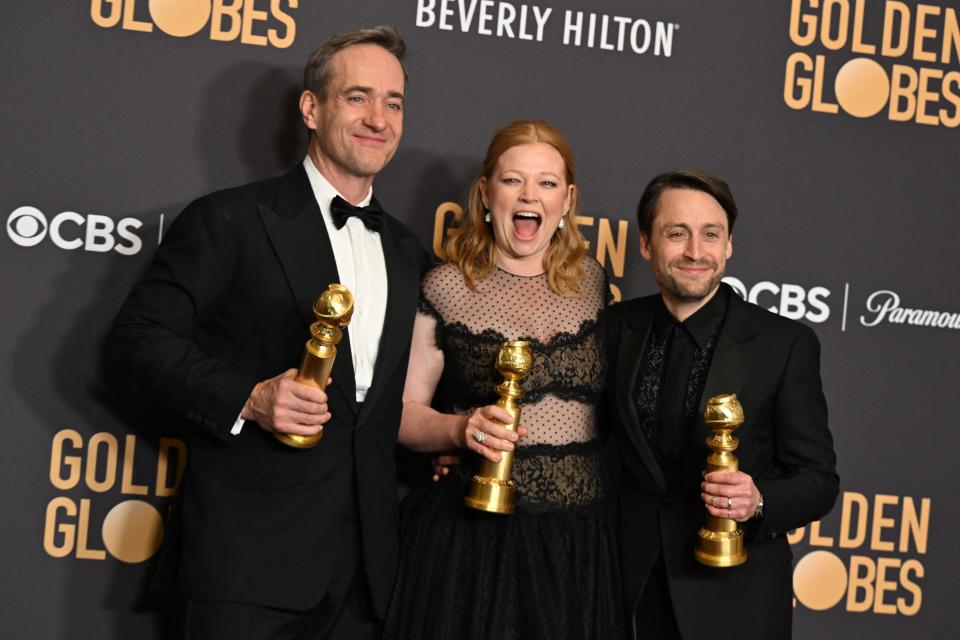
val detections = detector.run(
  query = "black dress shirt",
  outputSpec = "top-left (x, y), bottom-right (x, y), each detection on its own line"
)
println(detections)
top-left (633, 286), bottom-right (729, 476)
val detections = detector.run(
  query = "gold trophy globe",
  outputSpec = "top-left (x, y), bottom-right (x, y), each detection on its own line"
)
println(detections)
top-left (464, 341), bottom-right (533, 514)
top-left (274, 284), bottom-right (353, 449)
top-left (695, 393), bottom-right (748, 567)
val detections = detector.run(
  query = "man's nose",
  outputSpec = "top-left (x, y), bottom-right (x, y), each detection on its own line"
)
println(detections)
top-left (363, 101), bottom-right (387, 130)
top-left (684, 236), bottom-right (704, 260)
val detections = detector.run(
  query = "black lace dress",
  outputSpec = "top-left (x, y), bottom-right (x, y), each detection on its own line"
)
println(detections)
top-left (385, 260), bottom-right (623, 640)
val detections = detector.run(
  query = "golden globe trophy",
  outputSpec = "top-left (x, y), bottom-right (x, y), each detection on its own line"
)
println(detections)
top-left (274, 283), bottom-right (354, 449)
top-left (464, 340), bottom-right (533, 514)
top-left (695, 393), bottom-right (748, 567)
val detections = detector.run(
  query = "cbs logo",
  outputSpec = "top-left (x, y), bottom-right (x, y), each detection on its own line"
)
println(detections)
top-left (723, 276), bottom-right (831, 323)
top-left (7, 206), bottom-right (143, 255)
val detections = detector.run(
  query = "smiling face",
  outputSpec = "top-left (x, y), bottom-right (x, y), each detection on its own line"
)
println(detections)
top-left (480, 142), bottom-right (574, 276)
top-left (641, 187), bottom-right (733, 319)
top-left (300, 44), bottom-right (405, 199)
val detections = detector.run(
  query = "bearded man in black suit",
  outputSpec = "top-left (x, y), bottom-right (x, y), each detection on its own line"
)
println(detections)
top-left (604, 171), bottom-right (838, 639)
top-left (108, 26), bottom-right (429, 640)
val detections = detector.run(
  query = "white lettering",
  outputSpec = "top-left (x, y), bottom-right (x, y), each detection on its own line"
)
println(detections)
top-left (416, 0), bottom-right (437, 27)
top-left (861, 289), bottom-right (959, 330)
top-left (49, 212), bottom-right (85, 250)
top-left (563, 9), bottom-right (583, 46)
top-left (631, 19), bottom-right (651, 53)
top-left (861, 290), bottom-right (900, 326)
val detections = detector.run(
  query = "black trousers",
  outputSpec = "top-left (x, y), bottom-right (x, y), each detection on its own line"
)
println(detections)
top-left (632, 555), bottom-right (682, 640)
top-left (185, 480), bottom-right (378, 640)
top-left (183, 569), bottom-right (379, 640)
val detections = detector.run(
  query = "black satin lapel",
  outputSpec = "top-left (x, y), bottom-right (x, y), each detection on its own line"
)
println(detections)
top-left (615, 315), bottom-right (667, 491)
top-left (356, 224), bottom-right (418, 425)
top-left (258, 201), bottom-right (357, 412)
top-left (697, 330), bottom-right (756, 423)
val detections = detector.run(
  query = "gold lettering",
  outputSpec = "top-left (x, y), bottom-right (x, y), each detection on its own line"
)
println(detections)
top-left (870, 493), bottom-right (897, 551)
top-left (812, 55), bottom-right (839, 113)
top-left (872, 557), bottom-right (899, 614)
top-left (574, 215), bottom-right (595, 251)
top-left (789, 0), bottom-right (819, 47)
top-left (940, 71), bottom-right (960, 127)
top-left (50, 429), bottom-right (83, 490)
top-left (881, 1), bottom-right (910, 57)
top-left (808, 520), bottom-right (834, 546)
top-left (156, 438), bottom-right (188, 497)
top-left (839, 491), bottom-right (868, 548)
top-left (608, 282), bottom-right (622, 303)
top-left (943, 8), bottom-right (960, 65)
top-left (820, 0), bottom-right (849, 50)
top-left (850, 0), bottom-right (876, 54)
top-left (432, 202), bottom-right (463, 260)
top-left (912, 5), bottom-right (940, 63)
top-left (120, 435), bottom-right (149, 495)
top-left (269, 0), bottom-right (297, 48)
top-left (915, 68), bottom-right (943, 125)
top-left (898, 559), bottom-right (924, 615)
top-left (241, 0), bottom-right (269, 46)
top-left (784, 52), bottom-right (814, 110)
top-left (122, 0), bottom-right (153, 33)
top-left (888, 65), bottom-right (918, 121)
top-left (786, 526), bottom-right (805, 545)
top-left (43, 497), bottom-right (77, 558)
top-left (211, 0), bottom-right (244, 42)
top-left (90, 0), bottom-right (122, 28)
top-left (85, 432), bottom-right (119, 493)
top-left (899, 496), bottom-right (930, 553)
top-left (846, 555), bottom-right (875, 612)
top-left (75, 498), bottom-right (106, 560)
top-left (596, 218), bottom-right (628, 278)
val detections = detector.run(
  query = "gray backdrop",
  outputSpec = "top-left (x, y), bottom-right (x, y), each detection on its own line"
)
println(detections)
top-left (2, 1), bottom-right (956, 637)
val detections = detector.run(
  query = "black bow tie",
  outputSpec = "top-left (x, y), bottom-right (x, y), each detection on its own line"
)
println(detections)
top-left (330, 195), bottom-right (385, 232)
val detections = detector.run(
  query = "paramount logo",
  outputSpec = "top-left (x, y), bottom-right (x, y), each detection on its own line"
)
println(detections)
top-left (860, 290), bottom-right (960, 330)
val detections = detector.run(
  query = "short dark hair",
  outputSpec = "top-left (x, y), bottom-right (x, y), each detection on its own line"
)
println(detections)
top-left (636, 170), bottom-right (738, 237)
top-left (303, 26), bottom-right (408, 101)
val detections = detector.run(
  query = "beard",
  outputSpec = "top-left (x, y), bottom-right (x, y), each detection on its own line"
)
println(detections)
top-left (655, 258), bottom-right (725, 302)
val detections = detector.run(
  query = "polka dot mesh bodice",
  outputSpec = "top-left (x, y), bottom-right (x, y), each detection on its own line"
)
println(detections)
top-left (420, 260), bottom-right (607, 446)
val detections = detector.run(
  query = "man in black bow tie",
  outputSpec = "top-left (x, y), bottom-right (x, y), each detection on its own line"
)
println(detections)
top-left (108, 26), bottom-right (430, 640)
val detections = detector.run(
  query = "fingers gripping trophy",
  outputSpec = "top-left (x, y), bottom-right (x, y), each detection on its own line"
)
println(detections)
top-left (275, 283), bottom-right (354, 449)
top-left (464, 341), bottom-right (534, 514)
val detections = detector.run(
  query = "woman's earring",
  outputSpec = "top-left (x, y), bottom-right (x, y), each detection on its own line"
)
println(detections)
top-left (558, 218), bottom-right (565, 229)
top-left (484, 212), bottom-right (491, 223)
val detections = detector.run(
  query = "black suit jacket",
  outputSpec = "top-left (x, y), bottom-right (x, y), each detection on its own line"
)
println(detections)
top-left (107, 165), bottom-right (430, 615)
top-left (604, 284), bottom-right (839, 639)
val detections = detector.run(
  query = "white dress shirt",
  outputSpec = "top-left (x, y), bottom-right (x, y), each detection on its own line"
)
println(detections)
top-left (231, 158), bottom-right (389, 435)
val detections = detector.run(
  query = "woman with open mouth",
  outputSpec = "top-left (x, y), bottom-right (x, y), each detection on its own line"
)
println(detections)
top-left (386, 120), bottom-right (623, 640)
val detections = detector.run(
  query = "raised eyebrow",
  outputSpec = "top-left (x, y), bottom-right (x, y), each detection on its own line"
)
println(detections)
top-left (342, 85), bottom-right (405, 101)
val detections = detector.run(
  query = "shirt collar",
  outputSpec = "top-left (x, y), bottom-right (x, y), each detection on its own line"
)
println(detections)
top-left (656, 283), bottom-right (729, 349)
top-left (302, 156), bottom-right (373, 223)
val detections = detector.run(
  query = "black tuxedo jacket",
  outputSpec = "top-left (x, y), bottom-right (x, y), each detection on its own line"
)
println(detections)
top-left (107, 165), bottom-right (430, 615)
top-left (604, 284), bottom-right (839, 639)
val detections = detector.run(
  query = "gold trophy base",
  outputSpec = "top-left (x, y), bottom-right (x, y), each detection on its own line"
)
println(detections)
top-left (695, 527), bottom-right (747, 567)
top-left (274, 432), bottom-right (323, 449)
top-left (464, 475), bottom-right (515, 514)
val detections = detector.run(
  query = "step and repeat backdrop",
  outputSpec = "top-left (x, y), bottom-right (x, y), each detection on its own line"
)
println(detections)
top-left (1, 1), bottom-right (956, 637)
